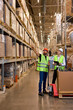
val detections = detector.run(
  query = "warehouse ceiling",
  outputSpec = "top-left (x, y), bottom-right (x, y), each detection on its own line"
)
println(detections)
top-left (26, 0), bottom-right (61, 44)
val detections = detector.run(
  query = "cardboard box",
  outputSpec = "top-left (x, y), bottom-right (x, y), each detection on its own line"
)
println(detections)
top-left (16, 43), bottom-right (19, 57)
top-left (5, 4), bottom-right (10, 26)
top-left (16, 21), bottom-right (20, 35)
top-left (19, 45), bottom-right (23, 57)
top-left (0, 0), bottom-right (3, 21)
top-left (12, 44), bottom-right (15, 57)
top-left (20, 25), bottom-right (23, 38)
top-left (11, 12), bottom-right (16, 32)
top-left (6, 36), bottom-right (12, 57)
top-left (0, 34), bottom-right (5, 57)
top-left (8, 0), bottom-right (16, 10)
top-left (25, 32), bottom-right (29, 44)
top-left (24, 46), bottom-right (27, 57)
top-left (57, 71), bottom-right (73, 93)
top-left (16, 7), bottom-right (24, 21)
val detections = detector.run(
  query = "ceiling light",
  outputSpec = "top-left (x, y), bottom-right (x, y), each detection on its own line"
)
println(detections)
top-left (39, 12), bottom-right (41, 17)
top-left (39, 20), bottom-right (41, 23)
top-left (51, 16), bottom-right (52, 18)
top-left (40, 26), bottom-right (42, 29)
top-left (52, 23), bottom-right (54, 25)
top-left (37, 0), bottom-right (40, 3)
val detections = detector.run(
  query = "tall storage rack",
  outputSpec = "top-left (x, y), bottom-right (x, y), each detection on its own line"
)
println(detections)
top-left (0, 0), bottom-right (39, 90)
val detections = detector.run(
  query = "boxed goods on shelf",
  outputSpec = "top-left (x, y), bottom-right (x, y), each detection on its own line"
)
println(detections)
top-left (11, 12), bottom-right (16, 32)
top-left (20, 25), bottom-right (23, 39)
top-left (0, 0), bottom-right (3, 21)
top-left (28, 48), bottom-right (30, 57)
top-left (24, 46), bottom-right (28, 57)
top-left (16, 43), bottom-right (19, 57)
top-left (6, 36), bottom-right (12, 57)
top-left (24, 15), bottom-right (27, 28)
top-left (0, 34), bottom-right (5, 57)
top-left (5, 4), bottom-right (10, 26)
top-left (16, 21), bottom-right (20, 35)
top-left (22, 28), bottom-right (24, 40)
top-left (25, 32), bottom-right (29, 44)
top-left (19, 45), bottom-right (23, 57)
top-left (8, 0), bottom-right (16, 10)
top-left (0, 68), bottom-right (2, 89)
top-left (16, 7), bottom-right (24, 21)
top-left (4, 63), bottom-right (14, 87)
top-left (12, 44), bottom-right (16, 57)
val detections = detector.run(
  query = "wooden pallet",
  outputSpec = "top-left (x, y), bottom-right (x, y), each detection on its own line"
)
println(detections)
top-left (59, 93), bottom-right (73, 98)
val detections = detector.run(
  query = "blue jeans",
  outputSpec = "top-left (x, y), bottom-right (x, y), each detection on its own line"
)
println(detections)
top-left (39, 71), bottom-right (48, 93)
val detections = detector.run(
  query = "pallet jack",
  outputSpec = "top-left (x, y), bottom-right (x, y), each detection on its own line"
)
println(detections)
top-left (47, 66), bottom-right (59, 97)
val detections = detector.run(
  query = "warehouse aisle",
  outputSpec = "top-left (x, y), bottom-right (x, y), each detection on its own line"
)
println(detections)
top-left (0, 67), bottom-right (73, 110)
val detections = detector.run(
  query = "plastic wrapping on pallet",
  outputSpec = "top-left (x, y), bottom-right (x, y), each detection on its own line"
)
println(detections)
top-left (0, 0), bottom-right (3, 21)
top-left (19, 45), bottom-right (23, 57)
top-left (16, 64), bottom-right (22, 79)
top-left (4, 77), bottom-right (14, 87)
top-left (5, 4), bottom-right (10, 26)
top-left (6, 36), bottom-right (12, 57)
top-left (16, 43), bottom-right (19, 57)
top-left (8, 0), bottom-right (16, 10)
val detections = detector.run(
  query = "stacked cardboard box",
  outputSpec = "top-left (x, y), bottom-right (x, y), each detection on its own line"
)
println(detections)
top-left (11, 12), bottom-right (16, 32)
top-left (19, 45), bottom-right (23, 57)
top-left (16, 21), bottom-right (20, 35)
top-left (0, 68), bottom-right (2, 89)
top-left (25, 32), bottom-right (29, 44)
top-left (16, 7), bottom-right (24, 21)
top-left (5, 4), bottom-right (10, 26)
top-left (8, 0), bottom-right (16, 10)
top-left (16, 43), bottom-right (19, 57)
top-left (0, 0), bottom-right (3, 21)
top-left (24, 46), bottom-right (28, 57)
top-left (6, 36), bottom-right (12, 57)
top-left (20, 25), bottom-right (23, 39)
top-left (12, 44), bottom-right (16, 57)
top-left (0, 34), bottom-right (5, 57)
top-left (28, 48), bottom-right (30, 57)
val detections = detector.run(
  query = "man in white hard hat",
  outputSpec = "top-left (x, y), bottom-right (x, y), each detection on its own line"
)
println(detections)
top-left (52, 48), bottom-right (65, 84)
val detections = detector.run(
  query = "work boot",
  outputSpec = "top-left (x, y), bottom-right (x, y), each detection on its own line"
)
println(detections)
top-left (43, 90), bottom-right (49, 94)
top-left (38, 92), bottom-right (44, 96)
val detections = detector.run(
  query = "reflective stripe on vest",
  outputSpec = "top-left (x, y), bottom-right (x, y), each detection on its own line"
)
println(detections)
top-left (37, 54), bottom-right (49, 72)
top-left (54, 55), bottom-right (65, 70)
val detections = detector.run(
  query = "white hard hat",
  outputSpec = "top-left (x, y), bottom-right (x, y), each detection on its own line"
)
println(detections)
top-left (59, 48), bottom-right (63, 53)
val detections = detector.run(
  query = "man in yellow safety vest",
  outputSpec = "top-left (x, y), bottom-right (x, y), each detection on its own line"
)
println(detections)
top-left (52, 48), bottom-right (65, 84)
top-left (37, 48), bottom-right (49, 96)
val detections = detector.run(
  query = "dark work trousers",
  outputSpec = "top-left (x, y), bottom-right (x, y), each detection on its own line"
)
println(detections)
top-left (39, 71), bottom-right (48, 93)
top-left (52, 69), bottom-right (57, 84)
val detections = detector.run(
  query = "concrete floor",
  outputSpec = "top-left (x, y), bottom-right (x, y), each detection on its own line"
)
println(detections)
top-left (0, 67), bottom-right (73, 110)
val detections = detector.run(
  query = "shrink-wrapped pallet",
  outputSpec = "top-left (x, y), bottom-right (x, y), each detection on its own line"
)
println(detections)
top-left (4, 77), bottom-right (14, 87)
top-left (16, 43), bottom-right (19, 57)
top-left (8, 0), bottom-right (16, 10)
top-left (6, 36), bottom-right (12, 57)
top-left (19, 45), bottom-right (23, 57)
top-left (16, 64), bottom-right (22, 79)
top-left (5, 4), bottom-right (10, 26)
top-left (0, 0), bottom-right (3, 21)
top-left (0, 34), bottom-right (5, 57)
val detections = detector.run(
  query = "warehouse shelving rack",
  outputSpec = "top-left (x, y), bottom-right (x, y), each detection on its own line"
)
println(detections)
top-left (0, 0), bottom-right (38, 91)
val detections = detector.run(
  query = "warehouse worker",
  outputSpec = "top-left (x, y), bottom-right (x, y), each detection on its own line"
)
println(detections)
top-left (52, 48), bottom-right (65, 84)
top-left (37, 48), bottom-right (49, 96)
